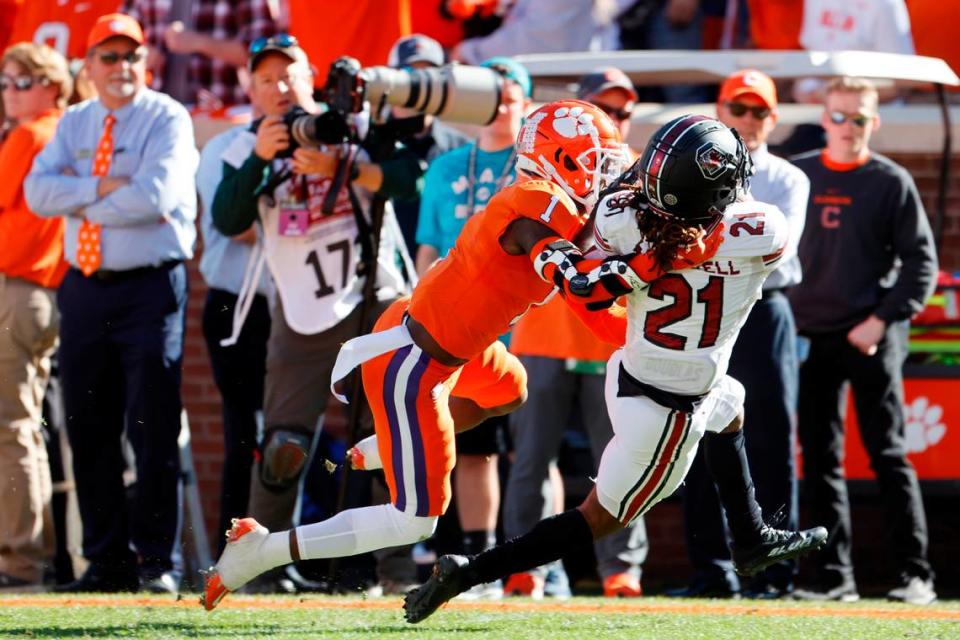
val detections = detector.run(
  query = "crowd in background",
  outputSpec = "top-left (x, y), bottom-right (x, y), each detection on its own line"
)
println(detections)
top-left (0, 0), bottom-right (952, 606)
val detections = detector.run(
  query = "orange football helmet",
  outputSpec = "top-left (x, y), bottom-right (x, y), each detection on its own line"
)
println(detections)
top-left (515, 99), bottom-right (628, 212)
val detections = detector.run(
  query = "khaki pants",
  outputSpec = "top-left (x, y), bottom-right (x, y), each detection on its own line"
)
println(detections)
top-left (0, 275), bottom-right (57, 583)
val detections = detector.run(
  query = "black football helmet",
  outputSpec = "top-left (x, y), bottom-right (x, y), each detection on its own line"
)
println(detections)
top-left (633, 114), bottom-right (752, 227)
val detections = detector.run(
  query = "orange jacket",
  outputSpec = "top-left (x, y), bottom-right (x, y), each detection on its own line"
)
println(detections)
top-left (0, 109), bottom-right (68, 288)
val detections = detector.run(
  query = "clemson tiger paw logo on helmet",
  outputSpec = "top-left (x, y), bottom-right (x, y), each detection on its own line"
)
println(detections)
top-left (552, 106), bottom-right (598, 139)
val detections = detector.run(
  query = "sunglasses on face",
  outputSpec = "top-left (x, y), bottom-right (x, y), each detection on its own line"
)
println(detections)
top-left (725, 102), bottom-right (771, 120)
top-left (595, 102), bottom-right (633, 122)
top-left (0, 75), bottom-right (51, 92)
top-left (249, 33), bottom-right (299, 55)
top-left (828, 111), bottom-right (871, 127)
top-left (95, 50), bottom-right (146, 66)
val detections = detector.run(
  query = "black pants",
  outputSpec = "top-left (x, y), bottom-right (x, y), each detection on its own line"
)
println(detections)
top-left (57, 264), bottom-right (186, 575)
top-left (681, 292), bottom-right (799, 589)
top-left (798, 321), bottom-right (931, 585)
top-left (201, 288), bottom-right (270, 552)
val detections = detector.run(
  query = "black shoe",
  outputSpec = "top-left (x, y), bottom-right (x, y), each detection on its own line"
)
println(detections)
top-left (0, 572), bottom-right (42, 592)
top-left (742, 579), bottom-right (793, 600)
top-left (793, 581), bottom-right (860, 602)
top-left (887, 575), bottom-right (936, 605)
top-left (664, 575), bottom-right (740, 599)
top-left (404, 555), bottom-right (470, 623)
top-left (53, 566), bottom-right (139, 593)
top-left (732, 525), bottom-right (828, 577)
top-left (240, 568), bottom-right (298, 594)
top-left (139, 568), bottom-right (180, 595)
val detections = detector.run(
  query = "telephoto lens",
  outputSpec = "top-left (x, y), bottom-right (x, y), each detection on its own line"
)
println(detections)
top-left (360, 63), bottom-right (504, 125)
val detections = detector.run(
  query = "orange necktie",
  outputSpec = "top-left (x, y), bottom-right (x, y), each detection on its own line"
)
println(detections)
top-left (77, 113), bottom-right (116, 276)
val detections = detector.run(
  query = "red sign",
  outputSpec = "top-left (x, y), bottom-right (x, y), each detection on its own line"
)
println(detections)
top-left (841, 379), bottom-right (958, 480)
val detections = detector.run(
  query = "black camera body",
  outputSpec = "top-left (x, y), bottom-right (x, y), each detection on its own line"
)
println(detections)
top-left (251, 56), bottom-right (505, 155)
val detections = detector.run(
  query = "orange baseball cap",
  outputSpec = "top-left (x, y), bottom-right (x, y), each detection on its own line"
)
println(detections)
top-left (87, 13), bottom-right (145, 52)
top-left (718, 69), bottom-right (777, 109)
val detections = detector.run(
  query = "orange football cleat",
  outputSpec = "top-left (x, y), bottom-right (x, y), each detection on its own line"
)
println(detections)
top-left (200, 517), bottom-right (270, 611)
top-left (603, 572), bottom-right (642, 598)
top-left (503, 572), bottom-right (545, 600)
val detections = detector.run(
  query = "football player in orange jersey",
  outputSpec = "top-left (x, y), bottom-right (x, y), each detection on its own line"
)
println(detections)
top-left (200, 99), bottom-right (722, 611)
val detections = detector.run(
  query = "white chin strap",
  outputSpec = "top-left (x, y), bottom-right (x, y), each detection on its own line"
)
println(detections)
top-left (516, 154), bottom-right (595, 211)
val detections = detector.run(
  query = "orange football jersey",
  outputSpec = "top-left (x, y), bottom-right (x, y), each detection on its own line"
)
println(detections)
top-left (409, 179), bottom-right (585, 361)
top-left (9, 0), bottom-right (121, 60)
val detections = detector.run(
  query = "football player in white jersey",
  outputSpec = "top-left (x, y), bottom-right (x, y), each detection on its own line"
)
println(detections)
top-left (404, 115), bottom-right (828, 622)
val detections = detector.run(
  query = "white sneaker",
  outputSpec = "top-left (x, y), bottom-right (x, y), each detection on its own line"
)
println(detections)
top-left (455, 579), bottom-right (503, 601)
top-left (887, 576), bottom-right (937, 605)
top-left (201, 518), bottom-right (271, 611)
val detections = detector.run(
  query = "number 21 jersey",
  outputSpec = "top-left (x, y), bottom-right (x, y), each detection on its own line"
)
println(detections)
top-left (615, 200), bottom-right (790, 396)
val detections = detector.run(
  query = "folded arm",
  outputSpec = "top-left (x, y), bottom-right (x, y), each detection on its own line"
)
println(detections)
top-left (83, 110), bottom-right (199, 226)
top-left (23, 122), bottom-right (99, 217)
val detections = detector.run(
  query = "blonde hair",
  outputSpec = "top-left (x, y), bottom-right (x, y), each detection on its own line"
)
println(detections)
top-left (825, 76), bottom-right (879, 111)
top-left (2, 42), bottom-right (73, 109)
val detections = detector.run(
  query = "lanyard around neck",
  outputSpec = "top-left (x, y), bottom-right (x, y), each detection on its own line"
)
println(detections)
top-left (465, 141), bottom-right (516, 216)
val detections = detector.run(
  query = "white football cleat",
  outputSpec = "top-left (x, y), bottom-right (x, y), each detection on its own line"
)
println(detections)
top-left (201, 517), bottom-right (270, 611)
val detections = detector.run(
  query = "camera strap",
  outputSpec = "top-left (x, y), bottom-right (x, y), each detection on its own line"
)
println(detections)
top-left (466, 141), bottom-right (516, 217)
top-left (346, 175), bottom-right (375, 280)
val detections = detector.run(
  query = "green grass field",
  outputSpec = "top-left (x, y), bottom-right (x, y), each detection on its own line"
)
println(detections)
top-left (2, 595), bottom-right (959, 639)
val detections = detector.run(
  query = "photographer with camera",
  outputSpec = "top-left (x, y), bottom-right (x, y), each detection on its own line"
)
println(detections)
top-left (286, 33), bottom-right (470, 257)
top-left (211, 34), bottom-right (413, 592)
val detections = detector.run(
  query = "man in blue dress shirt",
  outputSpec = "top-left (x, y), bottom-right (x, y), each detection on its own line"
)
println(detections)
top-left (24, 12), bottom-right (198, 594)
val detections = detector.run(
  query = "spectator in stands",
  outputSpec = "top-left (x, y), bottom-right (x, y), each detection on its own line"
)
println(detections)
top-left (905, 0), bottom-right (960, 98)
top-left (0, 41), bottom-right (71, 592)
top-left (196, 68), bottom-right (273, 554)
top-left (413, 56), bottom-right (531, 598)
top-left (211, 35), bottom-right (417, 592)
top-left (789, 77), bottom-right (937, 605)
top-left (9, 0), bottom-right (122, 61)
top-left (503, 66), bottom-right (648, 600)
top-left (385, 33), bottom-right (469, 258)
top-left (794, 0), bottom-right (914, 104)
top-left (578, 67), bottom-right (637, 145)
top-left (450, 0), bottom-right (615, 64)
top-left (646, 0), bottom-right (708, 102)
top-left (25, 13), bottom-right (198, 594)
top-left (0, 0), bottom-right (20, 54)
top-left (671, 69), bottom-right (809, 599)
top-left (745, 0), bottom-right (802, 50)
top-left (284, 0), bottom-right (410, 88)
top-left (124, 0), bottom-right (279, 107)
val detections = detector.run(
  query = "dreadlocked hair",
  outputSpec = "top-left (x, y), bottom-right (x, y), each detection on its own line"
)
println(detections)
top-left (610, 186), bottom-right (705, 272)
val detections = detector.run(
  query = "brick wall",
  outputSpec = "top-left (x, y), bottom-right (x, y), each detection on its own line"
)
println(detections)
top-left (182, 150), bottom-right (960, 588)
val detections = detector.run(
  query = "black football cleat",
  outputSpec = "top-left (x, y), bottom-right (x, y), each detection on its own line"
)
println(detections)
top-left (403, 555), bottom-right (470, 623)
top-left (732, 525), bottom-right (828, 577)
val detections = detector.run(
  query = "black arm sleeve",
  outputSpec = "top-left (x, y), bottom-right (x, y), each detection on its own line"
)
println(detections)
top-left (874, 174), bottom-right (938, 324)
top-left (211, 153), bottom-right (269, 236)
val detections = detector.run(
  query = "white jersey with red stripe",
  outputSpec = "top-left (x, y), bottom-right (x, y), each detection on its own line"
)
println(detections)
top-left (608, 199), bottom-right (789, 396)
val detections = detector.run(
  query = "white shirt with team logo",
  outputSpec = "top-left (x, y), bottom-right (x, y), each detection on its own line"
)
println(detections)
top-left (596, 200), bottom-right (790, 396)
top-left (222, 132), bottom-right (407, 336)
top-left (799, 0), bottom-right (914, 55)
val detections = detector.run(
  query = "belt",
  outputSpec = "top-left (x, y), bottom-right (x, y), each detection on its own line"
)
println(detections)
top-left (617, 364), bottom-right (707, 414)
top-left (80, 260), bottom-right (180, 282)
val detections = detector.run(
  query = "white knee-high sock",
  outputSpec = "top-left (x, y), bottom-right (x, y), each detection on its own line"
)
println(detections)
top-left (294, 504), bottom-right (436, 560)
